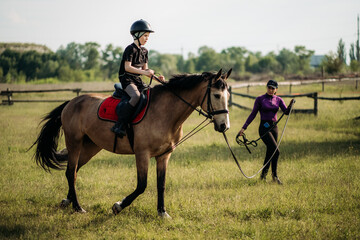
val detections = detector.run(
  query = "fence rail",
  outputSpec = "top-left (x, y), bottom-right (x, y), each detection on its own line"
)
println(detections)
top-left (0, 88), bottom-right (113, 105)
top-left (231, 77), bottom-right (359, 94)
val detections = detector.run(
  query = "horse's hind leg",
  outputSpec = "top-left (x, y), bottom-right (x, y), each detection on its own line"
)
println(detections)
top-left (62, 136), bottom-right (101, 213)
top-left (112, 152), bottom-right (150, 215)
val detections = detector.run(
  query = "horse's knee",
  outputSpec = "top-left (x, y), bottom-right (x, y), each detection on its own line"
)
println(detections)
top-left (136, 180), bottom-right (147, 194)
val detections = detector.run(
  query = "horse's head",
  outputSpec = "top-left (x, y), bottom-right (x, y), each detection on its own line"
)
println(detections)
top-left (201, 69), bottom-right (232, 133)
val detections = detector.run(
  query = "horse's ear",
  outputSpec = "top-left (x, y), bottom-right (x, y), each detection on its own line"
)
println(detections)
top-left (225, 68), bottom-right (232, 79)
top-left (216, 69), bottom-right (222, 79)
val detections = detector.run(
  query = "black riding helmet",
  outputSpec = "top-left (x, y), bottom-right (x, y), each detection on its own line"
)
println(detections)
top-left (130, 19), bottom-right (154, 37)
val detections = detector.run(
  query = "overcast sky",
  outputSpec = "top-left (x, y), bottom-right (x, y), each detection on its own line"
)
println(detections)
top-left (0, 0), bottom-right (359, 57)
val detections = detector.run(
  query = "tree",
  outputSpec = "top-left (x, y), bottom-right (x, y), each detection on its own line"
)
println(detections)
top-left (101, 44), bottom-right (122, 79)
top-left (322, 52), bottom-right (343, 74)
top-left (56, 42), bottom-right (82, 70)
top-left (349, 43), bottom-right (356, 62)
top-left (337, 39), bottom-right (346, 64)
top-left (276, 48), bottom-right (298, 74)
top-left (17, 50), bottom-right (42, 81)
top-left (257, 52), bottom-right (281, 73)
top-left (0, 49), bottom-right (20, 77)
top-left (294, 46), bottom-right (314, 74)
top-left (245, 52), bottom-right (261, 73)
top-left (220, 47), bottom-right (247, 76)
top-left (83, 42), bottom-right (100, 70)
top-left (196, 46), bottom-right (220, 72)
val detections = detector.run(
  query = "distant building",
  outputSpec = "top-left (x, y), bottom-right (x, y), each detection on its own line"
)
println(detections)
top-left (310, 55), bottom-right (325, 68)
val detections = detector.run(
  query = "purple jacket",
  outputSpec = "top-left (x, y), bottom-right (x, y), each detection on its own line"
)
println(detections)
top-left (242, 94), bottom-right (287, 129)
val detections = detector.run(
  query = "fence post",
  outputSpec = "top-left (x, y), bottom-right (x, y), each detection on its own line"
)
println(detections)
top-left (228, 86), bottom-right (232, 107)
top-left (356, 80), bottom-right (358, 90)
top-left (289, 84), bottom-right (292, 94)
top-left (247, 85), bottom-right (250, 94)
top-left (313, 92), bottom-right (318, 116)
top-left (73, 88), bottom-right (81, 96)
top-left (322, 82), bottom-right (325, 92)
top-left (6, 88), bottom-right (13, 105)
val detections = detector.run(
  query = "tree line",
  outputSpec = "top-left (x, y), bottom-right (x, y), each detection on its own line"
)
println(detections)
top-left (0, 39), bottom-right (359, 83)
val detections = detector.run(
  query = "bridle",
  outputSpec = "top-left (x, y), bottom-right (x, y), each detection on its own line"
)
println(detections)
top-left (151, 74), bottom-right (229, 157)
top-left (199, 76), bottom-right (229, 118)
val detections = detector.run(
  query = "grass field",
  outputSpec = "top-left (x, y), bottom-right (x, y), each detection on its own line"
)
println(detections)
top-left (0, 82), bottom-right (359, 239)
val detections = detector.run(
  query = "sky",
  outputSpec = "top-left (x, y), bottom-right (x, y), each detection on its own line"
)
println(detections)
top-left (0, 0), bottom-right (359, 57)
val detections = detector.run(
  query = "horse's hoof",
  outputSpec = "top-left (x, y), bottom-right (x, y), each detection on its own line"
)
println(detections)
top-left (112, 201), bottom-right (123, 215)
top-left (158, 211), bottom-right (172, 219)
top-left (60, 199), bottom-right (71, 208)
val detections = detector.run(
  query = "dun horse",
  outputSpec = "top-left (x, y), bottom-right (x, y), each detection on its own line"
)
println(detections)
top-left (32, 69), bottom-right (232, 218)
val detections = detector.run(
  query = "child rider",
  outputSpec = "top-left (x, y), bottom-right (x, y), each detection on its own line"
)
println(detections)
top-left (111, 19), bottom-right (165, 137)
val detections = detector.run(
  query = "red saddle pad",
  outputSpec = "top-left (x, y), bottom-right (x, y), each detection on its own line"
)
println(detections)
top-left (97, 89), bottom-right (150, 125)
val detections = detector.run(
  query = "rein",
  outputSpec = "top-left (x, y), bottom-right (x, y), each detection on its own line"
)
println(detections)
top-left (151, 75), bottom-right (228, 157)
top-left (222, 101), bottom-right (295, 179)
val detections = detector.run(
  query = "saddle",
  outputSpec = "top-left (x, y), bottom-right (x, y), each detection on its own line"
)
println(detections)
top-left (97, 83), bottom-right (151, 125)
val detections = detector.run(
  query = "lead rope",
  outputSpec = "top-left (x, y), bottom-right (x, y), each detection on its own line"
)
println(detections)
top-left (223, 103), bottom-right (295, 179)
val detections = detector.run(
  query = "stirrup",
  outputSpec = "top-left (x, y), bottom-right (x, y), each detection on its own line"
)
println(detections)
top-left (111, 123), bottom-right (127, 137)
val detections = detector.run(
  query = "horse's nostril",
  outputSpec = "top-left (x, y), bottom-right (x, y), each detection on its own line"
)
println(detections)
top-left (220, 123), bottom-right (226, 132)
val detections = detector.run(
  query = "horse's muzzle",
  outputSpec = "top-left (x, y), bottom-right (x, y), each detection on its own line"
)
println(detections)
top-left (215, 122), bottom-right (229, 133)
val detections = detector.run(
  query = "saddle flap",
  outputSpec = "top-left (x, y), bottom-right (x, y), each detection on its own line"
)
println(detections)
top-left (113, 83), bottom-right (128, 99)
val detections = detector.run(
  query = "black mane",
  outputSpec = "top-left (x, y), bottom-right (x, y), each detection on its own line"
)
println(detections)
top-left (154, 72), bottom-right (227, 92)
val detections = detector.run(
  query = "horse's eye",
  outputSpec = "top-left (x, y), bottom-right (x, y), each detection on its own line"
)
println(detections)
top-left (214, 94), bottom-right (221, 99)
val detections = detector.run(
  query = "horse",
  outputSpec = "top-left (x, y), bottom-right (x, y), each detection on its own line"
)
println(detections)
top-left (31, 69), bottom-right (232, 218)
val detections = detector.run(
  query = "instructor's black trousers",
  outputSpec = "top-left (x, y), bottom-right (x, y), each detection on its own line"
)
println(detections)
top-left (259, 121), bottom-right (279, 177)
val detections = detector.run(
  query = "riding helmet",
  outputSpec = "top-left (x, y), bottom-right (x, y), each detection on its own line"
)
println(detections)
top-left (130, 19), bottom-right (154, 35)
top-left (267, 80), bottom-right (278, 89)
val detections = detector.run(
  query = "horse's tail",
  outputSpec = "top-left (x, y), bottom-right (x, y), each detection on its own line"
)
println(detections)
top-left (29, 101), bottom-right (70, 172)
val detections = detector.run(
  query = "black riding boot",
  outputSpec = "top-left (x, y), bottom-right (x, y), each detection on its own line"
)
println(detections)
top-left (111, 102), bottom-right (135, 137)
top-left (260, 170), bottom-right (268, 181)
top-left (272, 173), bottom-right (283, 185)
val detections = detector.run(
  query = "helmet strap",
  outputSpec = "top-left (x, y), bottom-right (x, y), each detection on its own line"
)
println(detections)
top-left (132, 31), bottom-right (146, 46)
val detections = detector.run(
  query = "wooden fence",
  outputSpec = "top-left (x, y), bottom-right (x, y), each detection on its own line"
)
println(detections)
top-left (1, 77), bottom-right (360, 116)
top-left (0, 88), bottom-right (113, 105)
top-left (231, 77), bottom-right (360, 94)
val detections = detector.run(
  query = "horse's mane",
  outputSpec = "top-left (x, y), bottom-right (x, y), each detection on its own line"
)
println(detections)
top-left (154, 72), bottom-right (227, 92)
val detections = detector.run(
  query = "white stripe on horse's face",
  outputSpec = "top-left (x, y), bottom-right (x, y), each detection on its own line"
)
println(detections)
top-left (211, 87), bottom-right (230, 132)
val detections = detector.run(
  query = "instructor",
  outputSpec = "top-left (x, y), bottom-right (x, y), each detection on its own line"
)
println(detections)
top-left (237, 80), bottom-right (294, 184)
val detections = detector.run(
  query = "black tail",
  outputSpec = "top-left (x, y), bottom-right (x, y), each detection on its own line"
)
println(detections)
top-left (29, 101), bottom-right (70, 172)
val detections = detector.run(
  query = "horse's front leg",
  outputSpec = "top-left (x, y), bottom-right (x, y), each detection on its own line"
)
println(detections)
top-left (112, 152), bottom-right (149, 215)
top-left (156, 153), bottom-right (171, 218)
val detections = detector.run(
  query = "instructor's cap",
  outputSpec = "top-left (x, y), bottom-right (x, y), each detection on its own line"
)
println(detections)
top-left (267, 80), bottom-right (278, 89)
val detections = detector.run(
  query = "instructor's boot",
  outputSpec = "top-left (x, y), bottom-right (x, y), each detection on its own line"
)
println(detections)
top-left (111, 102), bottom-right (135, 138)
top-left (272, 173), bottom-right (283, 185)
top-left (260, 170), bottom-right (268, 181)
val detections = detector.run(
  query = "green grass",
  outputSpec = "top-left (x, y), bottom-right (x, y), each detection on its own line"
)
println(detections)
top-left (0, 83), bottom-right (359, 239)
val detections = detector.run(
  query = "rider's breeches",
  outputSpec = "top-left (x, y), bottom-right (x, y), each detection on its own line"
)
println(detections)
top-left (125, 84), bottom-right (141, 107)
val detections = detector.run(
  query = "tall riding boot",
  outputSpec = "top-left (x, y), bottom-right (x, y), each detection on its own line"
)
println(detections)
top-left (111, 102), bottom-right (135, 137)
